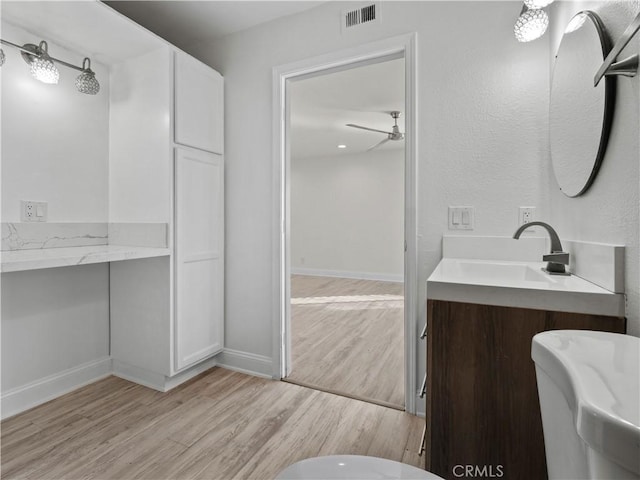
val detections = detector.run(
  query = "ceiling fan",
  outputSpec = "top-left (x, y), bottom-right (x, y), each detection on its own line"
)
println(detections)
top-left (346, 111), bottom-right (405, 151)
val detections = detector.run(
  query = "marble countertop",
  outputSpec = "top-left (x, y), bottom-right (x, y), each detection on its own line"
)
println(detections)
top-left (1, 245), bottom-right (171, 273)
top-left (427, 258), bottom-right (625, 317)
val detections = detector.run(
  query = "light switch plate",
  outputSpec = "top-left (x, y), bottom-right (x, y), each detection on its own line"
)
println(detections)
top-left (448, 206), bottom-right (474, 230)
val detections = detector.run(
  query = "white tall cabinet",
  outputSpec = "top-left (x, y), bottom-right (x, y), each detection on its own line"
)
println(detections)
top-left (175, 148), bottom-right (224, 370)
top-left (110, 48), bottom-right (224, 390)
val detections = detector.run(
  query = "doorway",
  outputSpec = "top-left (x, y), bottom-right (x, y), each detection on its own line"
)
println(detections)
top-left (285, 57), bottom-right (405, 409)
top-left (273, 34), bottom-right (418, 414)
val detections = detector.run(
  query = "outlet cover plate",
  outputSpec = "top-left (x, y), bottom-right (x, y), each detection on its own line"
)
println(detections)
top-left (20, 201), bottom-right (48, 222)
top-left (518, 206), bottom-right (536, 229)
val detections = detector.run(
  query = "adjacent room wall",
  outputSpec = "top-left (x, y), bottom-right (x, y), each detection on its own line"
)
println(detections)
top-left (188, 0), bottom-right (551, 407)
top-left (291, 148), bottom-right (404, 282)
top-left (548, 1), bottom-right (640, 336)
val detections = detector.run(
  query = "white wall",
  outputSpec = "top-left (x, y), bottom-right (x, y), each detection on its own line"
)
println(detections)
top-left (1, 265), bottom-right (110, 392)
top-left (548, 1), bottom-right (640, 336)
top-left (1, 20), bottom-right (111, 409)
top-left (188, 0), bottom-right (550, 395)
top-left (1, 22), bottom-right (110, 223)
top-left (109, 47), bottom-right (173, 224)
top-left (291, 149), bottom-right (404, 281)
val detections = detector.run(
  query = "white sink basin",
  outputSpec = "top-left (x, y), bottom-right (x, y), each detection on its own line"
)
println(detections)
top-left (427, 258), bottom-right (624, 316)
top-left (452, 260), bottom-right (552, 284)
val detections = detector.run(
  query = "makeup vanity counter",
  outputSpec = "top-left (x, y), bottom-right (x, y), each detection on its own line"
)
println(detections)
top-left (0, 244), bottom-right (171, 273)
top-left (0, 222), bottom-right (171, 273)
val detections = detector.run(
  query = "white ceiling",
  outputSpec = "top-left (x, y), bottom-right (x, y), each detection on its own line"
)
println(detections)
top-left (103, 1), bottom-right (326, 50)
top-left (291, 57), bottom-right (405, 159)
top-left (1, 1), bottom-right (164, 64)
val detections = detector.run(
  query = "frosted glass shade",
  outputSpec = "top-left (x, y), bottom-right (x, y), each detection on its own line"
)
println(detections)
top-left (524, 0), bottom-right (555, 9)
top-left (30, 56), bottom-right (59, 84)
top-left (76, 70), bottom-right (100, 95)
top-left (514, 9), bottom-right (549, 42)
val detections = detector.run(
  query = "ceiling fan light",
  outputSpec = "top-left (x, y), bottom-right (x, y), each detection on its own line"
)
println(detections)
top-left (514, 9), bottom-right (549, 42)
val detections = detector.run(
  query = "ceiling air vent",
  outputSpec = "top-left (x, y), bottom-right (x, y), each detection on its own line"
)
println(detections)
top-left (342, 3), bottom-right (381, 32)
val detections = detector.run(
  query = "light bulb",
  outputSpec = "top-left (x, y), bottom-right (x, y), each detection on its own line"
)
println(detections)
top-left (514, 9), bottom-right (549, 42)
top-left (30, 56), bottom-right (59, 84)
top-left (26, 41), bottom-right (59, 84)
top-left (524, 0), bottom-right (555, 9)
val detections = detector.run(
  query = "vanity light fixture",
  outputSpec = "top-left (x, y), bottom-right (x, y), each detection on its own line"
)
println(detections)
top-left (24, 41), bottom-right (59, 84)
top-left (0, 37), bottom-right (100, 94)
top-left (514, 8), bottom-right (549, 42)
top-left (75, 58), bottom-right (100, 95)
top-left (514, 0), bottom-right (555, 43)
top-left (524, 0), bottom-right (554, 9)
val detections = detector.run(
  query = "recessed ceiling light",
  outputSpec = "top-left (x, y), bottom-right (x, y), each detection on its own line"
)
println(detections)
top-left (338, 144), bottom-right (347, 149)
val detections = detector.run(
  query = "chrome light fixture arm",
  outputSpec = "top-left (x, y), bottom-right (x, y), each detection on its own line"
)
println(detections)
top-left (594, 12), bottom-right (640, 86)
top-left (0, 37), bottom-right (100, 94)
top-left (0, 38), bottom-right (85, 73)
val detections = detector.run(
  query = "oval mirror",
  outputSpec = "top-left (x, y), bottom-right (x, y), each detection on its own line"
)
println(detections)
top-left (550, 11), bottom-right (615, 197)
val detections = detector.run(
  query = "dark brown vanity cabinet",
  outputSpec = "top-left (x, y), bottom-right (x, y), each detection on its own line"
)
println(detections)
top-left (425, 300), bottom-right (625, 480)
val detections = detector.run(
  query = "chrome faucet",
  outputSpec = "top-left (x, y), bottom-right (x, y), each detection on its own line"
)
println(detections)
top-left (513, 221), bottom-right (570, 275)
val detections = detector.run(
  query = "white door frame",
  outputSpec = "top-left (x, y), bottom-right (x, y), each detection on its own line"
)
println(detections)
top-left (271, 33), bottom-right (418, 414)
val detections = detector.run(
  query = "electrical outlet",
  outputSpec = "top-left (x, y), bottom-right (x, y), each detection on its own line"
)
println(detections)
top-left (519, 206), bottom-right (536, 226)
top-left (21, 201), bottom-right (48, 222)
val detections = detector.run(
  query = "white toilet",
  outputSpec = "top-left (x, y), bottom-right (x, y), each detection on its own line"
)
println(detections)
top-left (275, 455), bottom-right (443, 479)
top-left (532, 330), bottom-right (640, 479)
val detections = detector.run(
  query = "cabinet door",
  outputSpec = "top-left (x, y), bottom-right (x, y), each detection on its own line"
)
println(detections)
top-left (174, 52), bottom-right (223, 154)
top-left (175, 147), bottom-right (224, 371)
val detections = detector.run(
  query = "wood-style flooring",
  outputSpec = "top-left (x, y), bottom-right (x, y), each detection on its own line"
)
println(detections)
top-left (1, 368), bottom-right (424, 480)
top-left (286, 275), bottom-right (404, 409)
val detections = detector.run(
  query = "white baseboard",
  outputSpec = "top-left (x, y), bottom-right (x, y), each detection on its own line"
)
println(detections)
top-left (112, 357), bottom-right (219, 392)
top-left (291, 267), bottom-right (403, 283)
top-left (112, 360), bottom-right (170, 391)
top-left (1, 357), bottom-right (112, 420)
top-left (215, 348), bottom-right (273, 379)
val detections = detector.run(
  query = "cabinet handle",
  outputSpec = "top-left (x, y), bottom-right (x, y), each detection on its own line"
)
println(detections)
top-left (420, 322), bottom-right (427, 339)
top-left (418, 423), bottom-right (427, 455)
top-left (419, 373), bottom-right (427, 398)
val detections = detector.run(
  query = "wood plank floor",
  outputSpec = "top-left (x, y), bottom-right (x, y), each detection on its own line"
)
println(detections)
top-left (1, 368), bottom-right (424, 479)
top-left (286, 275), bottom-right (404, 409)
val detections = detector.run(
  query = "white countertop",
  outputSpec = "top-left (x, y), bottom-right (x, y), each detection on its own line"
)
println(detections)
top-left (1, 244), bottom-right (171, 273)
top-left (427, 258), bottom-right (625, 317)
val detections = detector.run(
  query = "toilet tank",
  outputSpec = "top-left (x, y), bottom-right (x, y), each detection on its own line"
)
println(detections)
top-left (532, 330), bottom-right (640, 480)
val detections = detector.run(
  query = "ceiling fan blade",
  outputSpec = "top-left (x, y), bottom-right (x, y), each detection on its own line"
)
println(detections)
top-left (367, 138), bottom-right (390, 151)
top-left (346, 124), bottom-right (393, 135)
